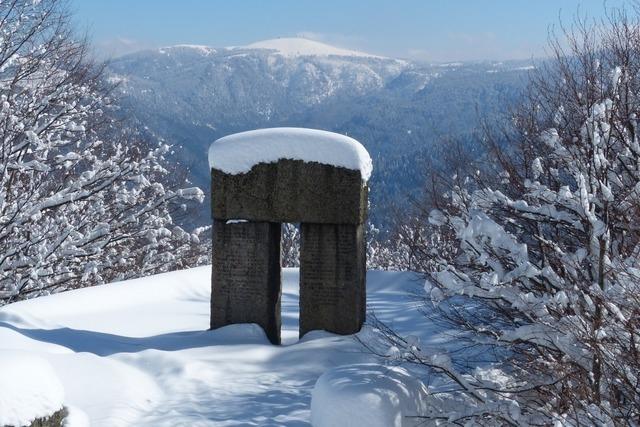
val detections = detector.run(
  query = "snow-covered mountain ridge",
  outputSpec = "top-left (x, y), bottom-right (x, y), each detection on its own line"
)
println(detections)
top-left (156, 37), bottom-right (393, 59)
top-left (106, 39), bottom-right (532, 226)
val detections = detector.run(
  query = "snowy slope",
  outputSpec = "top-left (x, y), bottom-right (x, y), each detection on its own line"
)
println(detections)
top-left (243, 37), bottom-right (384, 58)
top-left (0, 267), bottom-right (446, 426)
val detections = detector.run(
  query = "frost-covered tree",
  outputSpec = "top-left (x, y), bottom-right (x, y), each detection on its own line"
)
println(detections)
top-left (372, 9), bottom-right (640, 425)
top-left (281, 223), bottom-right (300, 268)
top-left (282, 221), bottom-right (406, 270)
top-left (0, 0), bottom-right (206, 303)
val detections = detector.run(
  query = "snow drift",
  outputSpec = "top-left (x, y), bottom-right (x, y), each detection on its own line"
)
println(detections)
top-left (311, 364), bottom-right (429, 427)
top-left (0, 351), bottom-right (65, 426)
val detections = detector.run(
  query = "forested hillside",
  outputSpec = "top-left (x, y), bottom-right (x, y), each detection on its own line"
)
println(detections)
top-left (106, 40), bottom-right (531, 226)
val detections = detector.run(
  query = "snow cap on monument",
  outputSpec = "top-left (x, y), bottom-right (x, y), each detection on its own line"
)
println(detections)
top-left (208, 127), bottom-right (372, 181)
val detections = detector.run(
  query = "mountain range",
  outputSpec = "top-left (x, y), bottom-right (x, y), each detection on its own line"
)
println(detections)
top-left (106, 38), bottom-right (533, 227)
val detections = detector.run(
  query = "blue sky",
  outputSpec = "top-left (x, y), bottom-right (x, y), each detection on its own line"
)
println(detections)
top-left (71, 0), bottom-right (630, 62)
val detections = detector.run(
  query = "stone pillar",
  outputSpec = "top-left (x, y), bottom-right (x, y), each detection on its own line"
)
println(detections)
top-left (299, 223), bottom-right (366, 337)
top-left (210, 219), bottom-right (282, 344)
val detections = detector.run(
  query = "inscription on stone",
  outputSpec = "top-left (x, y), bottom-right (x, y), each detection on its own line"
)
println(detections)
top-left (211, 220), bottom-right (281, 344)
top-left (299, 223), bottom-right (365, 337)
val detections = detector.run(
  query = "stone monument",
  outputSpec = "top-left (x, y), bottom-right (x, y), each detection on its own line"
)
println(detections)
top-left (209, 128), bottom-right (371, 344)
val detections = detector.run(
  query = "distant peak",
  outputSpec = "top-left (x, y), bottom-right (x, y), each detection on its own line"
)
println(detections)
top-left (241, 37), bottom-right (383, 59)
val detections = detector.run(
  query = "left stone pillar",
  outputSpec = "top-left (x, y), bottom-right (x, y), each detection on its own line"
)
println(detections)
top-left (210, 219), bottom-right (282, 344)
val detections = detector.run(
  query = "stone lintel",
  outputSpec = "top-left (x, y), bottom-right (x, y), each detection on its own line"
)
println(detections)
top-left (211, 159), bottom-right (367, 225)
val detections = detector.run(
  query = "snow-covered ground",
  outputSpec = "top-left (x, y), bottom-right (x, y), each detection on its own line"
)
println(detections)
top-left (0, 267), bottom-right (444, 426)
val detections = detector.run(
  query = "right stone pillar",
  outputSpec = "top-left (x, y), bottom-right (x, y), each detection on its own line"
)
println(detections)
top-left (299, 223), bottom-right (366, 338)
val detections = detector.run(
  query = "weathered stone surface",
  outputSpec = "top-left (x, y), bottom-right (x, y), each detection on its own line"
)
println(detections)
top-left (210, 219), bottom-right (282, 344)
top-left (27, 408), bottom-right (68, 427)
top-left (299, 223), bottom-right (366, 337)
top-left (211, 148), bottom-right (370, 342)
top-left (211, 159), bottom-right (368, 225)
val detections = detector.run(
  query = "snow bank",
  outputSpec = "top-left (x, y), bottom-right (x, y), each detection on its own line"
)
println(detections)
top-left (0, 268), bottom-right (435, 425)
top-left (208, 127), bottom-right (373, 181)
top-left (311, 364), bottom-right (428, 427)
top-left (0, 351), bottom-right (65, 426)
top-left (244, 38), bottom-right (382, 58)
top-left (63, 406), bottom-right (90, 427)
